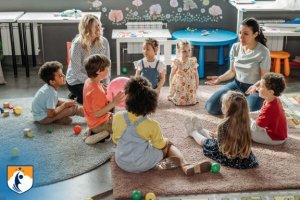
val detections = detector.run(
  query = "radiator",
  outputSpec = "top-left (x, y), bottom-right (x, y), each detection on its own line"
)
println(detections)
top-left (126, 21), bottom-right (166, 54)
top-left (0, 23), bottom-right (39, 56)
top-left (266, 36), bottom-right (284, 51)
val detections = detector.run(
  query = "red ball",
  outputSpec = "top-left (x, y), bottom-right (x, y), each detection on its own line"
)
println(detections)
top-left (73, 125), bottom-right (82, 135)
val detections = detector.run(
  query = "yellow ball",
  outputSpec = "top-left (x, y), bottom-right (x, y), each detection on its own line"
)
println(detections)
top-left (145, 192), bottom-right (157, 200)
top-left (14, 106), bottom-right (22, 115)
top-left (10, 147), bottom-right (20, 157)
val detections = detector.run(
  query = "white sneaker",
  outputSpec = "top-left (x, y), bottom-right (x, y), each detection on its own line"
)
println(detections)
top-left (184, 117), bottom-right (195, 136)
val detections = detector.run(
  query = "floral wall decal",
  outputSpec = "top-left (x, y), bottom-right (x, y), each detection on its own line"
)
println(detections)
top-left (86, 0), bottom-right (224, 25)
top-left (108, 10), bottom-right (124, 22)
top-left (183, 0), bottom-right (198, 11)
top-left (170, 0), bottom-right (178, 8)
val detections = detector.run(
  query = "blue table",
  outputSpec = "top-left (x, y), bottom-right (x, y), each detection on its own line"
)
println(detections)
top-left (172, 28), bottom-right (238, 78)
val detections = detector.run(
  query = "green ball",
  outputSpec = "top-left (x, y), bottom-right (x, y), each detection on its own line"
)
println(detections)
top-left (121, 67), bottom-right (128, 74)
top-left (131, 189), bottom-right (142, 200)
top-left (10, 147), bottom-right (20, 157)
top-left (211, 163), bottom-right (221, 173)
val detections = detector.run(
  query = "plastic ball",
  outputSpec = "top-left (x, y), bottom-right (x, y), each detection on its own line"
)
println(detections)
top-left (211, 163), bottom-right (221, 173)
top-left (106, 77), bottom-right (129, 107)
top-left (73, 125), bottom-right (82, 135)
top-left (145, 192), bottom-right (157, 200)
top-left (14, 106), bottom-right (22, 115)
top-left (121, 67), bottom-right (128, 74)
top-left (10, 147), bottom-right (20, 157)
top-left (131, 189), bottom-right (142, 200)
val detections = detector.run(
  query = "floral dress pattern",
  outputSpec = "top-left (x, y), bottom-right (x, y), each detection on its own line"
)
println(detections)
top-left (168, 57), bottom-right (199, 106)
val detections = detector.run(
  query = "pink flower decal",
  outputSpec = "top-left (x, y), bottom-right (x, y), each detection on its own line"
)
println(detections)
top-left (108, 10), bottom-right (124, 22)
top-left (149, 4), bottom-right (162, 16)
top-left (209, 5), bottom-right (222, 16)
top-left (92, 0), bottom-right (102, 8)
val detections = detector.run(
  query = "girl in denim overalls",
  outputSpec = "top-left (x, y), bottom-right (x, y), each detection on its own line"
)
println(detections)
top-left (112, 76), bottom-right (212, 175)
top-left (134, 38), bottom-right (166, 95)
top-left (168, 40), bottom-right (199, 106)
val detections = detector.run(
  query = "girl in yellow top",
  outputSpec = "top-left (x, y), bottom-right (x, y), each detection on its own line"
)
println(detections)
top-left (112, 76), bottom-right (211, 175)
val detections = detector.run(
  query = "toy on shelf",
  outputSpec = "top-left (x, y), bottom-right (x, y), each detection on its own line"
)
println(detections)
top-left (53, 9), bottom-right (82, 18)
top-left (121, 67), bottom-right (128, 74)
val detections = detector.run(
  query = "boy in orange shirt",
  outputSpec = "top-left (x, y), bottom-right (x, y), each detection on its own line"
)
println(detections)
top-left (83, 54), bottom-right (125, 144)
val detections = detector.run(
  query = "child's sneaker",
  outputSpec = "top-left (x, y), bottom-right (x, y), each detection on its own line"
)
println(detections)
top-left (184, 117), bottom-right (194, 136)
top-left (84, 131), bottom-right (110, 145)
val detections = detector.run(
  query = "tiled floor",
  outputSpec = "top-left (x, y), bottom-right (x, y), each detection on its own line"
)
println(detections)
top-left (1, 62), bottom-right (300, 200)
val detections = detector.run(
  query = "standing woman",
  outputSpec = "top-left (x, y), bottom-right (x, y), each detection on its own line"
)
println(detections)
top-left (205, 17), bottom-right (270, 115)
top-left (66, 14), bottom-right (110, 104)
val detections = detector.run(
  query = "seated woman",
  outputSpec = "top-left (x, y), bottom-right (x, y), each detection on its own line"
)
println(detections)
top-left (66, 14), bottom-right (110, 104)
top-left (205, 17), bottom-right (270, 115)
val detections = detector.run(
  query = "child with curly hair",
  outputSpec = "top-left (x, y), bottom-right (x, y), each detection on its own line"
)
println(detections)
top-left (112, 76), bottom-right (211, 175)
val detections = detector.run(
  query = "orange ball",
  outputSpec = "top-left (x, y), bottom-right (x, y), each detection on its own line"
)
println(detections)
top-left (73, 125), bottom-right (82, 135)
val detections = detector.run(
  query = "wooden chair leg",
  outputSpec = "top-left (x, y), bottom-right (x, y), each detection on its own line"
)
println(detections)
top-left (284, 58), bottom-right (290, 76)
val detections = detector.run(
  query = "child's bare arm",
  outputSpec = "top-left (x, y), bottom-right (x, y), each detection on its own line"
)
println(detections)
top-left (135, 69), bottom-right (141, 77)
top-left (93, 92), bottom-right (125, 117)
top-left (156, 71), bottom-right (166, 92)
top-left (47, 101), bottom-right (76, 117)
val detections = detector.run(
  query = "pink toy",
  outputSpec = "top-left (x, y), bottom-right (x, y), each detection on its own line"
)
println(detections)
top-left (106, 77), bottom-right (129, 107)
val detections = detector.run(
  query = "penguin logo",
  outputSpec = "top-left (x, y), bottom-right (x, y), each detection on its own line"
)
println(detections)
top-left (7, 166), bottom-right (33, 194)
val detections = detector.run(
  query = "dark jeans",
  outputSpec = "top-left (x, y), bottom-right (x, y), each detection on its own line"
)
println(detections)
top-left (67, 82), bottom-right (84, 104)
top-left (205, 79), bottom-right (263, 115)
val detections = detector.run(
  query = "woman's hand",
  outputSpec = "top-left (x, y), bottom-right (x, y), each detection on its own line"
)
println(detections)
top-left (245, 85), bottom-right (258, 95)
top-left (205, 76), bottom-right (221, 85)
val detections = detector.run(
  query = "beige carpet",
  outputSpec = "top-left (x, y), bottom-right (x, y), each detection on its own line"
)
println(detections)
top-left (111, 86), bottom-right (300, 199)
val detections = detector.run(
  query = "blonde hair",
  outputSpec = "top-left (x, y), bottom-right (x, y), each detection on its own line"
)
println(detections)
top-left (78, 14), bottom-right (103, 52)
top-left (218, 91), bottom-right (252, 159)
top-left (176, 40), bottom-right (191, 57)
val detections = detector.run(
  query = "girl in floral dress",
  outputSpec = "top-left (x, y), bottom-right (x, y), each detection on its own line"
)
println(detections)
top-left (168, 40), bottom-right (199, 106)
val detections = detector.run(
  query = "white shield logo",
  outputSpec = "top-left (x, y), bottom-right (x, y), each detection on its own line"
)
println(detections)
top-left (7, 166), bottom-right (33, 194)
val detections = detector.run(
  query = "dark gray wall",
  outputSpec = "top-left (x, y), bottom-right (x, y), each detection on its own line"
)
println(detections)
top-left (1, 0), bottom-right (299, 66)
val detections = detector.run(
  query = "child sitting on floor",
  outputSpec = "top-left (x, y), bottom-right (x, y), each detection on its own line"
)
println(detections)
top-left (82, 54), bottom-right (125, 144)
top-left (112, 76), bottom-right (211, 175)
top-left (134, 38), bottom-right (166, 94)
top-left (32, 61), bottom-right (84, 125)
top-left (185, 91), bottom-right (258, 169)
top-left (168, 40), bottom-right (199, 106)
top-left (250, 72), bottom-right (287, 145)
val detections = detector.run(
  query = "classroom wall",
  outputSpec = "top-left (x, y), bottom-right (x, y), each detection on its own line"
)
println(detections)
top-left (1, 0), bottom-right (300, 69)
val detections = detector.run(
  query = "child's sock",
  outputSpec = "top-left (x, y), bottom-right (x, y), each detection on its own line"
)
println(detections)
top-left (184, 117), bottom-right (195, 136)
top-left (189, 130), bottom-right (206, 146)
top-left (192, 117), bottom-right (211, 138)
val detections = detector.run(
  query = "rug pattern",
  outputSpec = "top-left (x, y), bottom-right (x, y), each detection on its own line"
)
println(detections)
top-left (0, 98), bottom-right (115, 186)
top-left (111, 86), bottom-right (300, 199)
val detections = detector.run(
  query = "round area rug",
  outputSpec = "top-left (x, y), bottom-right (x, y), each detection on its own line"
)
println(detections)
top-left (0, 98), bottom-right (115, 187)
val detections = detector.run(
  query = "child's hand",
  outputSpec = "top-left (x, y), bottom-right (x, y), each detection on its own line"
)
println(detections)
top-left (63, 101), bottom-right (76, 108)
top-left (112, 92), bottom-right (126, 105)
top-left (102, 83), bottom-right (107, 94)
top-left (205, 76), bottom-right (221, 85)
top-left (245, 85), bottom-right (258, 95)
